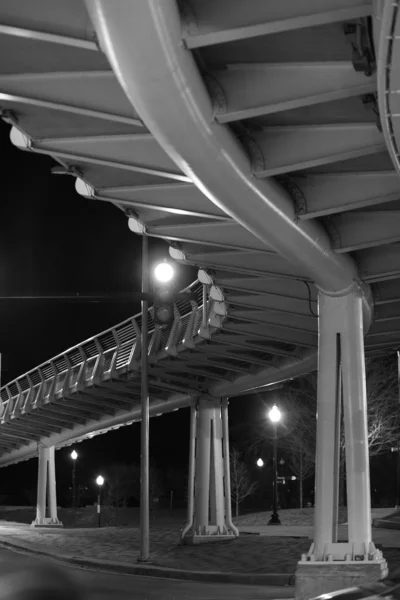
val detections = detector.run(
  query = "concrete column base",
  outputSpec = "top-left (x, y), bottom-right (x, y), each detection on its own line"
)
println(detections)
top-left (182, 525), bottom-right (237, 545)
top-left (31, 518), bottom-right (63, 528)
top-left (295, 560), bottom-right (388, 600)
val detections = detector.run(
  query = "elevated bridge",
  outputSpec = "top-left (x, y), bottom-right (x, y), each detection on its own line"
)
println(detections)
top-left (0, 0), bottom-right (400, 591)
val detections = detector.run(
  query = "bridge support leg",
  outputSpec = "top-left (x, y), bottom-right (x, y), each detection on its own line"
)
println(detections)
top-left (32, 445), bottom-right (63, 528)
top-left (295, 290), bottom-right (387, 600)
top-left (181, 397), bottom-right (238, 544)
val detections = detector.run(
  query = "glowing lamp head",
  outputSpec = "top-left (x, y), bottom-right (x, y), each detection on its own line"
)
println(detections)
top-left (268, 404), bottom-right (281, 423)
top-left (71, 450), bottom-right (78, 460)
top-left (96, 475), bottom-right (104, 487)
top-left (256, 458), bottom-right (264, 467)
top-left (154, 262), bottom-right (174, 283)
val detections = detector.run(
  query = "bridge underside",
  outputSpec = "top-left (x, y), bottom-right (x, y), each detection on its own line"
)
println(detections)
top-left (0, 0), bottom-right (400, 592)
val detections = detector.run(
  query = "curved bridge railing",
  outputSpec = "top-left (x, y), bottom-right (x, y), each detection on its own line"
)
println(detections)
top-left (0, 280), bottom-right (223, 422)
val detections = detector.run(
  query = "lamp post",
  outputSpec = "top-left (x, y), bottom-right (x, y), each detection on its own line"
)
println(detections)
top-left (138, 248), bottom-right (175, 563)
top-left (268, 404), bottom-right (282, 525)
top-left (96, 475), bottom-right (104, 527)
top-left (71, 450), bottom-right (78, 511)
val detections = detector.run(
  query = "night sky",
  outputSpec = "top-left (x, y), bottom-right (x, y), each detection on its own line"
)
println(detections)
top-left (0, 119), bottom-right (260, 504)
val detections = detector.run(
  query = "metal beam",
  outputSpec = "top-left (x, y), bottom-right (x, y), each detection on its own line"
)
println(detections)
top-left (212, 274), bottom-right (318, 301)
top-left (357, 246), bottom-right (400, 283)
top-left (4, 419), bottom-right (58, 435)
top-left (0, 93), bottom-right (141, 128)
top-left (373, 280), bottom-right (400, 306)
top-left (63, 395), bottom-right (115, 416)
top-left (0, 429), bottom-right (37, 442)
top-left (17, 413), bottom-right (65, 432)
top-left (225, 291), bottom-right (317, 318)
top-left (210, 334), bottom-right (301, 358)
top-left (43, 401), bottom-right (97, 420)
top-left (182, 0), bottom-right (372, 48)
top-left (252, 124), bottom-right (385, 177)
top-left (181, 248), bottom-right (309, 279)
top-left (295, 172), bottom-right (400, 219)
top-left (147, 367), bottom-right (208, 391)
top-left (10, 127), bottom-right (190, 183)
top-left (223, 322), bottom-right (317, 348)
top-left (159, 361), bottom-right (230, 382)
top-left (0, 24), bottom-right (98, 51)
top-left (374, 304), bottom-right (400, 323)
top-left (149, 221), bottom-right (273, 253)
top-left (83, 388), bottom-right (133, 406)
top-left (194, 345), bottom-right (275, 368)
top-left (180, 354), bottom-right (251, 375)
top-left (0, 71), bottom-right (141, 124)
top-left (35, 406), bottom-right (86, 426)
top-left (211, 63), bottom-right (376, 123)
top-left (328, 212), bottom-right (400, 253)
top-left (210, 349), bottom-right (318, 398)
top-left (76, 180), bottom-right (229, 220)
top-left (228, 308), bottom-right (317, 332)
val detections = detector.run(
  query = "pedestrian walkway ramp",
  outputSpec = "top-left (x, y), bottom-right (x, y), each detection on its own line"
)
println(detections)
top-left (2, 2), bottom-right (400, 468)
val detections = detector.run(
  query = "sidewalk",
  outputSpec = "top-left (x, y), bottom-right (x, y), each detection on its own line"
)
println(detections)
top-left (0, 520), bottom-right (400, 585)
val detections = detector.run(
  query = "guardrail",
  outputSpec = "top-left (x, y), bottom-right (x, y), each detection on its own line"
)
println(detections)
top-left (0, 280), bottom-right (216, 420)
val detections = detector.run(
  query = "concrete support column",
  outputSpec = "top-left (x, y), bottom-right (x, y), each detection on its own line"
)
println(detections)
top-left (47, 446), bottom-right (59, 523)
top-left (295, 289), bottom-right (387, 600)
top-left (35, 446), bottom-right (48, 525)
top-left (32, 445), bottom-right (62, 528)
top-left (181, 397), bottom-right (238, 544)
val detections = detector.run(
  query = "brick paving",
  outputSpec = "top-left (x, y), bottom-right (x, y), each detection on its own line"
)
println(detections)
top-left (1, 521), bottom-right (400, 575)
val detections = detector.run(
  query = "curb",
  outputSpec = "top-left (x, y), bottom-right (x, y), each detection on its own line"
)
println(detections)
top-left (0, 538), bottom-right (295, 587)
top-left (373, 519), bottom-right (400, 530)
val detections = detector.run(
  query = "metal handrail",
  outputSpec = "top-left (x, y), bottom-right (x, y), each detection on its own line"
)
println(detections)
top-left (0, 279), bottom-right (204, 404)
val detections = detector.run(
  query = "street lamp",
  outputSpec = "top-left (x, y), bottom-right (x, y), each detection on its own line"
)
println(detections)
top-left (256, 458), bottom-right (264, 468)
top-left (154, 261), bottom-right (174, 283)
top-left (70, 450), bottom-right (78, 511)
top-left (96, 475), bottom-right (104, 528)
top-left (268, 404), bottom-right (282, 525)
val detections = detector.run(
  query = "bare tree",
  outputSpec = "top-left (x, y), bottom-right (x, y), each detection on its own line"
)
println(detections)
top-left (237, 356), bottom-right (400, 507)
top-left (279, 376), bottom-right (317, 508)
top-left (230, 447), bottom-right (258, 519)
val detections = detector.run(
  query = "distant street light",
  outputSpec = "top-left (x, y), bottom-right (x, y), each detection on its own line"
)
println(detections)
top-left (268, 404), bottom-right (282, 526)
top-left (256, 458), bottom-right (264, 468)
top-left (96, 475), bottom-right (104, 528)
top-left (70, 450), bottom-right (78, 512)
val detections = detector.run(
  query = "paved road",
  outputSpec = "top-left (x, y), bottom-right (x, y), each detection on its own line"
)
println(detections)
top-left (0, 547), bottom-right (293, 600)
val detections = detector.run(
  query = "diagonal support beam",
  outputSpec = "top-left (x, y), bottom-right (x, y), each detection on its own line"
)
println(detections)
top-left (182, 0), bottom-right (372, 48)
top-left (211, 63), bottom-right (376, 123)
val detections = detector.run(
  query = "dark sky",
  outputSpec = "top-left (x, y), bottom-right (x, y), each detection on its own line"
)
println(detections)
top-left (0, 119), bottom-right (259, 501)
